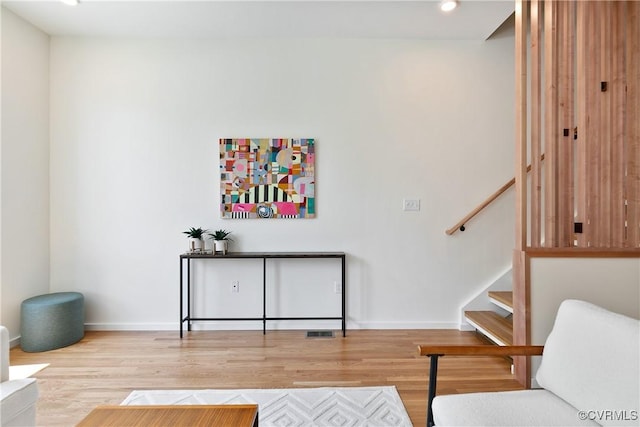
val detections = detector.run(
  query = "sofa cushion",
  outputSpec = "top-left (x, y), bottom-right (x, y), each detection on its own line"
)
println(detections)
top-left (0, 378), bottom-right (39, 426)
top-left (536, 299), bottom-right (640, 427)
top-left (433, 389), bottom-right (599, 427)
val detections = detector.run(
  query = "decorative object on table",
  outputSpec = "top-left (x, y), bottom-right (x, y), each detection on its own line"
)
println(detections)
top-left (182, 227), bottom-right (207, 253)
top-left (220, 138), bottom-right (315, 219)
top-left (208, 229), bottom-right (232, 255)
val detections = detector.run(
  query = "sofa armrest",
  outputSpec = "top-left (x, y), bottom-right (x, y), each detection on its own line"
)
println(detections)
top-left (418, 345), bottom-right (544, 357)
top-left (418, 345), bottom-right (544, 427)
top-left (1, 326), bottom-right (9, 382)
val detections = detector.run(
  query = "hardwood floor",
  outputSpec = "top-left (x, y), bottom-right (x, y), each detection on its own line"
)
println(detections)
top-left (10, 329), bottom-right (525, 426)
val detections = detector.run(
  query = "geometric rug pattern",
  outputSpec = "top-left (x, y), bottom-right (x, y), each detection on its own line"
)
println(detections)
top-left (122, 386), bottom-right (412, 426)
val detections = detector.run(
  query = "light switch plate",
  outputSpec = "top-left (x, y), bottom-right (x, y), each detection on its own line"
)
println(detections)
top-left (403, 199), bottom-right (420, 211)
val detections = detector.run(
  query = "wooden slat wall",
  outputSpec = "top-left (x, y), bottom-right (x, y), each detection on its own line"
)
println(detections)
top-left (611, 2), bottom-right (626, 247)
top-left (627, 2), bottom-right (640, 247)
top-left (544, 0), bottom-right (558, 247)
top-left (587, 1), bottom-right (602, 247)
top-left (515, 0), bottom-right (528, 251)
top-left (600, 2), bottom-right (613, 246)
top-left (514, 0), bottom-right (529, 386)
top-left (513, 0), bottom-right (639, 389)
top-left (523, 0), bottom-right (638, 249)
top-left (557, 1), bottom-right (575, 247)
top-left (575, 2), bottom-right (588, 248)
top-left (530, 0), bottom-right (542, 248)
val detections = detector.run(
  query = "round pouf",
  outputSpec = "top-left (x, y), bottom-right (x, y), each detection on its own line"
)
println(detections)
top-left (20, 292), bottom-right (85, 352)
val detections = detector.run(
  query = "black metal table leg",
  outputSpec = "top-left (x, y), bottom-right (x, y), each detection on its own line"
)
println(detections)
top-left (262, 258), bottom-right (267, 335)
top-left (180, 257), bottom-right (183, 338)
top-left (427, 354), bottom-right (441, 427)
top-left (187, 258), bottom-right (191, 332)
top-left (341, 254), bottom-right (346, 337)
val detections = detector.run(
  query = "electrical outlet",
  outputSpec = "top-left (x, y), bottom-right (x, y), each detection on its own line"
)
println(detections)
top-left (403, 199), bottom-right (420, 211)
top-left (334, 281), bottom-right (342, 294)
top-left (231, 281), bottom-right (240, 293)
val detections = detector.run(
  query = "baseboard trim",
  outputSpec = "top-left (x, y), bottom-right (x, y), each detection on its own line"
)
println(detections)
top-left (84, 320), bottom-right (459, 331)
top-left (458, 322), bottom-right (476, 332)
top-left (9, 336), bottom-right (21, 348)
top-left (85, 323), bottom-right (178, 331)
top-left (353, 321), bottom-right (458, 329)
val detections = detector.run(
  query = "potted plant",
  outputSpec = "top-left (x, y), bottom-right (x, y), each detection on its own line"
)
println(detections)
top-left (183, 227), bottom-right (207, 253)
top-left (208, 229), bottom-right (233, 255)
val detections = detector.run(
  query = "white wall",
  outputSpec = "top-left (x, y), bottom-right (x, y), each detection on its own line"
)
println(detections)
top-left (529, 256), bottom-right (640, 384)
top-left (0, 8), bottom-right (50, 341)
top-left (46, 30), bottom-right (516, 331)
top-left (530, 257), bottom-right (640, 344)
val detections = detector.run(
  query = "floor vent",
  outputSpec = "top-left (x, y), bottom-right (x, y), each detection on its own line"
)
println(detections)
top-left (306, 330), bottom-right (335, 338)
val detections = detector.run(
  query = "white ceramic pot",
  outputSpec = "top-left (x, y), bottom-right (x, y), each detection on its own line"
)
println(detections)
top-left (188, 237), bottom-right (203, 252)
top-left (213, 240), bottom-right (228, 255)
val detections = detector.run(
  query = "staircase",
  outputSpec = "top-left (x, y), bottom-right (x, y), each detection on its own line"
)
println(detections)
top-left (464, 291), bottom-right (513, 346)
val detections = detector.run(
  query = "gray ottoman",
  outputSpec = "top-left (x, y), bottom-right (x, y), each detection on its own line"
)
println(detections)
top-left (20, 292), bottom-right (85, 352)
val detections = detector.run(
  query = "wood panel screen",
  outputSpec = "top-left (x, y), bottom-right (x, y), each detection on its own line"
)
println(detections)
top-left (513, 0), bottom-right (639, 387)
top-left (516, 0), bottom-right (640, 249)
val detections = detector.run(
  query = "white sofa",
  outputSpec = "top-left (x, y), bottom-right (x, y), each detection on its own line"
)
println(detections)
top-left (0, 326), bottom-right (39, 427)
top-left (420, 300), bottom-right (640, 426)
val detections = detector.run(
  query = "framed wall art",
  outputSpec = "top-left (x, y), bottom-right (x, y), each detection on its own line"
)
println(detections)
top-left (219, 138), bottom-right (316, 219)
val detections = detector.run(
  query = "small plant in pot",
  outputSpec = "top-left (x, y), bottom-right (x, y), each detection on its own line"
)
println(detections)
top-left (183, 227), bottom-right (208, 253)
top-left (208, 229), bottom-right (233, 255)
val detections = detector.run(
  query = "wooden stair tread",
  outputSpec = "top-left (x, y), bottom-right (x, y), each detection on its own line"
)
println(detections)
top-left (488, 291), bottom-right (513, 310)
top-left (464, 311), bottom-right (513, 346)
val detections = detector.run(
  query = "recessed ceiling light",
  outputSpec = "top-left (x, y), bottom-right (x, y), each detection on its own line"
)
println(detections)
top-left (440, 0), bottom-right (458, 12)
top-left (60, 0), bottom-right (79, 5)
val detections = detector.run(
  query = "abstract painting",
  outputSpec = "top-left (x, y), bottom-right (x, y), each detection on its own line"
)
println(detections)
top-left (219, 138), bottom-right (315, 219)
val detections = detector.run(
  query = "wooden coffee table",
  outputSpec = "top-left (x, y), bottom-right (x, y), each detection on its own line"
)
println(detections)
top-left (76, 404), bottom-right (259, 426)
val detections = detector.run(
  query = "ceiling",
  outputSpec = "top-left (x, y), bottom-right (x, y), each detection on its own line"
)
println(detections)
top-left (2, 0), bottom-right (514, 40)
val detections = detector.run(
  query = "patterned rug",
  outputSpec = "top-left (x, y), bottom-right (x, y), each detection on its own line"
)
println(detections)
top-left (122, 386), bottom-right (412, 426)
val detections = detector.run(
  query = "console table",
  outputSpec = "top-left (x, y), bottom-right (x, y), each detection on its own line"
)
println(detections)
top-left (179, 252), bottom-right (346, 338)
